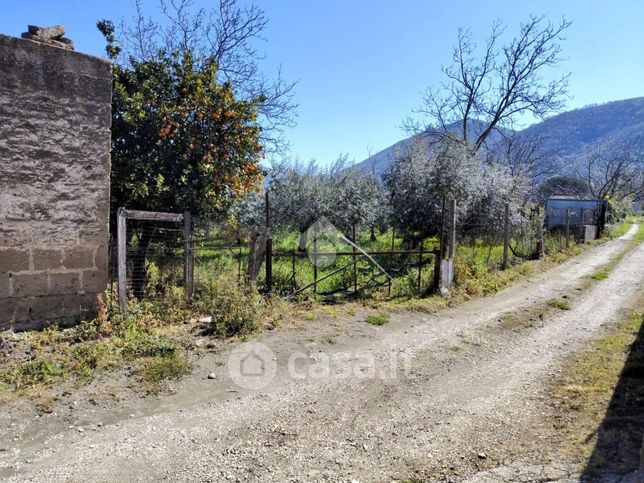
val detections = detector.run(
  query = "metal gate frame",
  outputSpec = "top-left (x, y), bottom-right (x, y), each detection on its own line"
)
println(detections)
top-left (116, 208), bottom-right (194, 314)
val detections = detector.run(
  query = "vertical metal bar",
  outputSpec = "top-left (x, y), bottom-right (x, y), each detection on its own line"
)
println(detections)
top-left (265, 190), bottom-right (272, 292)
top-left (536, 205), bottom-right (544, 258)
top-left (117, 207), bottom-right (127, 314)
top-left (291, 250), bottom-right (296, 293)
top-left (238, 242), bottom-right (242, 283)
top-left (388, 226), bottom-right (395, 296)
top-left (417, 240), bottom-right (423, 293)
top-left (183, 211), bottom-right (194, 302)
top-left (352, 224), bottom-right (357, 293)
top-left (313, 228), bottom-right (318, 295)
top-left (565, 209), bottom-right (570, 249)
top-left (502, 202), bottom-right (509, 269)
top-left (433, 248), bottom-right (441, 292)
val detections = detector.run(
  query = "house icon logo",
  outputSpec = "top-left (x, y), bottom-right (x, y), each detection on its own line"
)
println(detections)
top-left (301, 216), bottom-right (347, 268)
top-left (228, 342), bottom-right (277, 390)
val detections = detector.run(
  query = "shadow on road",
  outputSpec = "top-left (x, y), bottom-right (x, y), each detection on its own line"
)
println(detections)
top-left (582, 313), bottom-right (644, 479)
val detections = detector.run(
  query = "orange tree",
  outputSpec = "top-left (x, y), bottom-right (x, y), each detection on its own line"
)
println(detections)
top-left (99, 20), bottom-right (263, 297)
top-left (98, 20), bottom-right (264, 224)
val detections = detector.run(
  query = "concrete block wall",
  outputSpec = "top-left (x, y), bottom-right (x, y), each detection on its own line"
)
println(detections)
top-left (0, 33), bottom-right (112, 330)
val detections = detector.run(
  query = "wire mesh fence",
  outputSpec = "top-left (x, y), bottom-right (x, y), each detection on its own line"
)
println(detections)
top-left (108, 200), bottom-right (604, 310)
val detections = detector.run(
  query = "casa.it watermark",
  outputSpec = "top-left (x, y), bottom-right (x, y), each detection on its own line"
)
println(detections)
top-left (227, 341), bottom-right (414, 390)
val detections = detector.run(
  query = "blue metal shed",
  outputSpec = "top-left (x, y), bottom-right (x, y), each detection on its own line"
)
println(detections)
top-left (544, 197), bottom-right (608, 230)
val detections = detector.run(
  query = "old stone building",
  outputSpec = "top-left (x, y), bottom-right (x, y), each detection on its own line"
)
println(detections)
top-left (0, 29), bottom-right (112, 330)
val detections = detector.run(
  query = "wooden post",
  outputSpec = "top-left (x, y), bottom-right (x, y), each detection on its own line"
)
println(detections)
top-left (565, 209), bottom-right (570, 249)
top-left (536, 205), bottom-right (544, 259)
top-left (312, 227), bottom-right (318, 295)
top-left (502, 202), bottom-right (509, 269)
top-left (434, 197), bottom-right (446, 293)
top-left (291, 250), bottom-right (296, 293)
top-left (388, 226), bottom-right (395, 296)
top-left (417, 240), bottom-right (423, 293)
top-left (439, 197), bottom-right (446, 259)
top-left (264, 190), bottom-right (273, 292)
top-left (433, 248), bottom-right (441, 292)
top-left (117, 208), bottom-right (128, 314)
top-left (352, 224), bottom-right (357, 293)
top-left (238, 242), bottom-right (242, 283)
top-left (448, 199), bottom-right (456, 260)
top-left (183, 211), bottom-right (194, 302)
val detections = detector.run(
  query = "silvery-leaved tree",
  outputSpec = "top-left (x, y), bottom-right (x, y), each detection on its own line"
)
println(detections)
top-left (388, 15), bottom-right (571, 239)
top-left (385, 135), bottom-right (528, 243)
top-left (235, 158), bottom-right (389, 246)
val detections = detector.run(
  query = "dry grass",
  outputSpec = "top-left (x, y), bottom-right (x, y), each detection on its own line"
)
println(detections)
top-left (548, 295), bottom-right (644, 473)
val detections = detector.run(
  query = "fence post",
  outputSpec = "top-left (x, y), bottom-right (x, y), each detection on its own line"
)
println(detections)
top-left (352, 224), bottom-right (357, 293)
top-left (183, 211), bottom-right (194, 302)
top-left (417, 240), bottom-right (423, 293)
top-left (433, 248), bottom-right (441, 292)
top-left (117, 208), bottom-right (128, 314)
top-left (291, 250), bottom-right (296, 293)
top-left (536, 205), bottom-right (544, 259)
top-left (565, 209), bottom-right (570, 249)
top-left (264, 190), bottom-right (273, 292)
top-left (448, 199), bottom-right (457, 260)
top-left (434, 197), bottom-right (446, 293)
top-left (312, 226), bottom-right (318, 295)
top-left (388, 226), bottom-right (395, 296)
top-left (502, 202), bottom-right (509, 269)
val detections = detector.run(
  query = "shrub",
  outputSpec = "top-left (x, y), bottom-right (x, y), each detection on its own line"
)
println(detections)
top-left (140, 353), bottom-right (192, 391)
top-left (70, 340), bottom-right (122, 379)
top-left (196, 274), bottom-right (264, 338)
top-left (4, 358), bottom-right (67, 390)
top-left (122, 332), bottom-right (178, 358)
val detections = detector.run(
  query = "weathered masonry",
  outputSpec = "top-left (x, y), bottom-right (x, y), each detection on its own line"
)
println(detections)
top-left (0, 30), bottom-right (112, 330)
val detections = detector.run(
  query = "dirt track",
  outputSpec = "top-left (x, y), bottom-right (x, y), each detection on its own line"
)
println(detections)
top-left (1, 225), bottom-right (642, 482)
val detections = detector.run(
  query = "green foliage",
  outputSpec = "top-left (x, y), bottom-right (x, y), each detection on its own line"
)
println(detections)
top-left (591, 271), bottom-right (609, 280)
top-left (365, 314), bottom-right (389, 326)
top-left (70, 340), bottom-right (122, 379)
top-left (139, 354), bottom-right (192, 392)
top-left (2, 359), bottom-right (67, 390)
top-left (99, 21), bottom-right (264, 222)
top-left (537, 176), bottom-right (589, 202)
top-left (196, 274), bottom-right (264, 338)
top-left (548, 299), bottom-right (571, 310)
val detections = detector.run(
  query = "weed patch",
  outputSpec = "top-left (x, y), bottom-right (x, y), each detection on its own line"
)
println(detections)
top-left (365, 314), bottom-right (389, 326)
top-left (548, 299), bottom-right (571, 310)
top-left (139, 353), bottom-right (192, 392)
top-left (590, 271), bottom-right (609, 280)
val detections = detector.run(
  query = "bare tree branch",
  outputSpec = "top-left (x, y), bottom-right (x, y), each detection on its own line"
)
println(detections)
top-left (115, 0), bottom-right (297, 154)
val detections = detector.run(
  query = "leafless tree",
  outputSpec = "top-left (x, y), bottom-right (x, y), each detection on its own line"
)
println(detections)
top-left (406, 15), bottom-right (572, 155)
top-left (116, 0), bottom-right (297, 154)
top-left (487, 131), bottom-right (559, 200)
top-left (578, 148), bottom-right (644, 201)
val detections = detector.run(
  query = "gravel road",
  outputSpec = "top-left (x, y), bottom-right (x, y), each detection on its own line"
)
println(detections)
top-left (2, 225), bottom-right (642, 482)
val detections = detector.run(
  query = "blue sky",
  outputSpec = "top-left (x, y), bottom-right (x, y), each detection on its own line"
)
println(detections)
top-left (2, 0), bottom-right (643, 165)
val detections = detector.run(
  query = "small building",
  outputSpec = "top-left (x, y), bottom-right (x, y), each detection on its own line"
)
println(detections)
top-left (544, 197), bottom-right (608, 242)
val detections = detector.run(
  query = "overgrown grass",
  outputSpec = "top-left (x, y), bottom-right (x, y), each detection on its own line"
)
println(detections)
top-left (0, 293), bottom-right (196, 407)
top-left (549, 303), bottom-right (644, 471)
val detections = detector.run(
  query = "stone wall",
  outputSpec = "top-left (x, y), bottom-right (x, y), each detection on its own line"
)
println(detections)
top-left (0, 33), bottom-right (112, 330)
